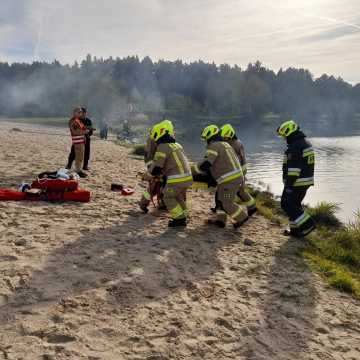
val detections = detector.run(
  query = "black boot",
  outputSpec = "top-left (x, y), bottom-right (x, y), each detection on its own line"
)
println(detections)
top-left (247, 207), bottom-right (258, 217)
top-left (207, 219), bottom-right (226, 228)
top-left (77, 171), bottom-right (87, 178)
top-left (233, 216), bottom-right (250, 229)
top-left (168, 218), bottom-right (187, 228)
top-left (139, 204), bottom-right (149, 214)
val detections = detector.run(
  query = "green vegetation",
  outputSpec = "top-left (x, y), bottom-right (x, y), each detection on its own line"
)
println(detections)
top-left (1, 56), bottom-right (359, 129)
top-left (248, 188), bottom-right (360, 298)
top-left (248, 186), bottom-right (284, 225)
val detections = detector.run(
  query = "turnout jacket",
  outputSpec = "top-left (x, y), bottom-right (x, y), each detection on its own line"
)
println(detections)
top-left (226, 138), bottom-right (248, 175)
top-left (69, 117), bottom-right (86, 145)
top-left (283, 131), bottom-right (315, 188)
top-left (144, 136), bottom-right (157, 169)
top-left (149, 136), bottom-right (193, 186)
top-left (194, 139), bottom-right (244, 185)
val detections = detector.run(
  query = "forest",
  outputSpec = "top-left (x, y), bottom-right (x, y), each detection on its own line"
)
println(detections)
top-left (0, 55), bottom-right (359, 131)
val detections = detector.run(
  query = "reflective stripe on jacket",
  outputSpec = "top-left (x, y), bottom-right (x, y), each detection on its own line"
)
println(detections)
top-left (69, 117), bottom-right (86, 145)
top-left (198, 141), bottom-right (244, 185)
top-left (149, 142), bottom-right (193, 185)
top-left (283, 132), bottom-right (315, 188)
top-left (226, 138), bottom-right (248, 175)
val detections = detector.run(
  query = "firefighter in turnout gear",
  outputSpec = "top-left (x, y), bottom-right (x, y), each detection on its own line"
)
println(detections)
top-left (148, 122), bottom-right (192, 227)
top-left (278, 120), bottom-right (316, 237)
top-left (194, 125), bottom-right (248, 229)
top-left (68, 107), bottom-right (88, 178)
top-left (220, 124), bottom-right (257, 216)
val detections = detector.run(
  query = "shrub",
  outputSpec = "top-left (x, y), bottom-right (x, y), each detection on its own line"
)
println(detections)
top-left (308, 202), bottom-right (343, 229)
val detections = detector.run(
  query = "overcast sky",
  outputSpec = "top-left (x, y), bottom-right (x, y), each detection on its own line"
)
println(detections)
top-left (1, 0), bottom-right (359, 83)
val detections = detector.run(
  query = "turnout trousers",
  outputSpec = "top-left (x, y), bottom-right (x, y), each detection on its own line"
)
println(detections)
top-left (216, 179), bottom-right (248, 224)
top-left (281, 187), bottom-right (316, 236)
top-left (74, 143), bottom-right (85, 173)
top-left (163, 183), bottom-right (190, 220)
top-left (67, 136), bottom-right (90, 170)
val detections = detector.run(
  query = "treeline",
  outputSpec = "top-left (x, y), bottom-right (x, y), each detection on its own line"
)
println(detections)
top-left (0, 55), bottom-right (359, 127)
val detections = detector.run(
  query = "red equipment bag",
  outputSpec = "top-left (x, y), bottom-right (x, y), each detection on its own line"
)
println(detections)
top-left (63, 189), bottom-right (91, 203)
top-left (0, 189), bottom-right (27, 201)
top-left (31, 179), bottom-right (78, 192)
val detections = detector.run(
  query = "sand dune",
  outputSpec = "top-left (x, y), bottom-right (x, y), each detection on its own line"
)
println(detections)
top-left (0, 122), bottom-right (359, 360)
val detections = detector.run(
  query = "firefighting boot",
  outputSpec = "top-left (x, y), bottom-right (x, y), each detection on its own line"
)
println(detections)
top-left (168, 218), bottom-right (187, 228)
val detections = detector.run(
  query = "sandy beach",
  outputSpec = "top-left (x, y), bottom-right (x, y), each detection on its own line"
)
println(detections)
top-left (0, 121), bottom-right (359, 360)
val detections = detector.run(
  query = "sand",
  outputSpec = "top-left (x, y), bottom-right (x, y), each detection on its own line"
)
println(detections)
top-left (0, 121), bottom-right (359, 360)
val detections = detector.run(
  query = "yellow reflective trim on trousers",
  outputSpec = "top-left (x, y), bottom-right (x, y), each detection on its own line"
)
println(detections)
top-left (288, 172), bottom-right (300, 176)
top-left (206, 149), bottom-right (218, 157)
top-left (297, 213), bottom-right (311, 226)
top-left (239, 197), bottom-right (255, 207)
top-left (218, 172), bottom-right (242, 185)
top-left (172, 151), bottom-right (185, 175)
top-left (231, 206), bottom-right (245, 219)
top-left (293, 181), bottom-right (314, 187)
top-left (167, 175), bottom-right (193, 184)
top-left (170, 204), bottom-right (185, 219)
top-left (143, 191), bottom-right (151, 200)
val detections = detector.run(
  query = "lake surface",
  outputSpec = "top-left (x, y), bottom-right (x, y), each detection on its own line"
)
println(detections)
top-left (185, 134), bottom-right (360, 223)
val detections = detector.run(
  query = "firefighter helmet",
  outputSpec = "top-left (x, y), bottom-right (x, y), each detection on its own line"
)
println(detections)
top-left (150, 121), bottom-right (173, 142)
top-left (201, 125), bottom-right (219, 141)
top-left (220, 124), bottom-right (236, 139)
top-left (277, 120), bottom-right (299, 138)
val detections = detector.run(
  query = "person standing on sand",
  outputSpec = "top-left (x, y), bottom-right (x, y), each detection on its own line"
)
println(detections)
top-left (67, 107), bottom-right (94, 171)
top-left (277, 119), bottom-right (316, 237)
top-left (148, 121), bottom-right (192, 227)
top-left (68, 107), bottom-right (88, 178)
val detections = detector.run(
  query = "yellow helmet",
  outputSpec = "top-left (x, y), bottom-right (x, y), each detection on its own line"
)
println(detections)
top-left (277, 120), bottom-right (298, 138)
top-left (150, 120), bottom-right (174, 142)
top-left (160, 119), bottom-right (174, 136)
top-left (220, 124), bottom-right (236, 139)
top-left (201, 125), bottom-right (219, 141)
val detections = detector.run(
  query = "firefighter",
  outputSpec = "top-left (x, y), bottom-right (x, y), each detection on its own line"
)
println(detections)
top-left (68, 107), bottom-right (87, 178)
top-left (220, 124), bottom-right (257, 216)
top-left (66, 107), bottom-right (94, 171)
top-left (277, 120), bottom-right (316, 237)
top-left (139, 120), bottom-right (174, 213)
top-left (194, 125), bottom-right (248, 228)
top-left (148, 121), bottom-right (192, 227)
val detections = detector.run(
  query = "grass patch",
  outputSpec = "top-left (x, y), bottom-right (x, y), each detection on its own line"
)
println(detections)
top-left (247, 186), bottom-right (360, 299)
top-left (304, 213), bottom-right (360, 298)
top-left (248, 185), bottom-right (283, 224)
top-left (307, 202), bottom-right (343, 229)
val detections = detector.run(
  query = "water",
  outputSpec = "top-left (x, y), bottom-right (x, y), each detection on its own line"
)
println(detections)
top-left (185, 134), bottom-right (360, 223)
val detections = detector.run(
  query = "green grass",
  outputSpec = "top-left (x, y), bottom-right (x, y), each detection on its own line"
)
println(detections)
top-left (246, 187), bottom-right (360, 299)
top-left (248, 185), bottom-right (284, 224)
top-left (0, 117), bottom-right (68, 127)
top-left (307, 202), bottom-right (343, 229)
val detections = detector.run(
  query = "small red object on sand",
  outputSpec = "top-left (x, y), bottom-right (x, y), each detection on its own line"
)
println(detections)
top-left (121, 187), bottom-right (134, 196)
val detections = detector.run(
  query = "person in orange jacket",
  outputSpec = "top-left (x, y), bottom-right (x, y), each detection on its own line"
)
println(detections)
top-left (68, 107), bottom-right (88, 178)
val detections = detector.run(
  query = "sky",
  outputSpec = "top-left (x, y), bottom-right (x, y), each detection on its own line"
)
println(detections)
top-left (1, 0), bottom-right (359, 84)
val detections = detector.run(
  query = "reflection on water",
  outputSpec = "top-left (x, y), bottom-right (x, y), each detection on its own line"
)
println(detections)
top-left (185, 135), bottom-right (360, 222)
